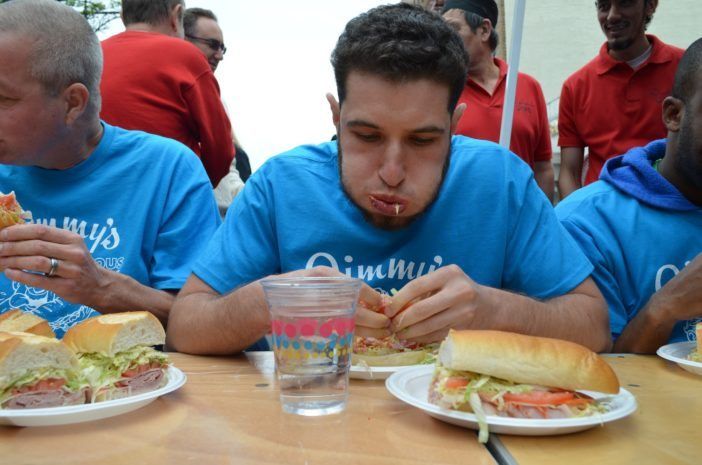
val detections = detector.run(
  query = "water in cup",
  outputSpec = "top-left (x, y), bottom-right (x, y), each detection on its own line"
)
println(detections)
top-left (261, 277), bottom-right (361, 416)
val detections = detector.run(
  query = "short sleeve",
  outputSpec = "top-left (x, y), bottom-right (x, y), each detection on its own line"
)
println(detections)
top-left (557, 80), bottom-right (584, 149)
top-left (502, 167), bottom-right (593, 298)
top-left (150, 154), bottom-right (221, 290)
top-left (192, 167), bottom-right (280, 294)
top-left (557, 210), bottom-right (628, 340)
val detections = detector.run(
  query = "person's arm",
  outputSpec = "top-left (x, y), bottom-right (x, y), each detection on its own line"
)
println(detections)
top-left (557, 147), bottom-right (585, 199)
top-left (613, 254), bottom-right (702, 353)
top-left (533, 160), bottom-right (554, 202)
top-left (0, 224), bottom-right (173, 325)
top-left (167, 267), bottom-right (389, 355)
top-left (388, 266), bottom-right (610, 352)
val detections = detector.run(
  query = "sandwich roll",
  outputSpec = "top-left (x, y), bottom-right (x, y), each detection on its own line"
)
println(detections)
top-left (0, 332), bottom-right (86, 409)
top-left (438, 330), bottom-right (619, 394)
top-left (0, 310), bottom-right (56, 338)
top-left (63, 312), bottom-right (169, 402)
top-left (429, 330), bottom-right (620, 443)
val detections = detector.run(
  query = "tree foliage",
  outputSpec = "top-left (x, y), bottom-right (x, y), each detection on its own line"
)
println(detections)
top-left (62, 0), bottom-right (121, 32)
top-left (0, 0), bottom-right (121, 33)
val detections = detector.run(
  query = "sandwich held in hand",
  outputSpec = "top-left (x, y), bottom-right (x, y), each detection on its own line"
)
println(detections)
top-left (353, 292), bottom-right (437, 367)
top-left (63, 312), bottom-right (169, 402)
top-left (429, 330), bottom-right (620, 443)
top-left (0, 310), bottom-right (55, 338)
top-left (0, 332), bottom-right (87, 409)
top-left (0, 192), bottom-right (29, 229)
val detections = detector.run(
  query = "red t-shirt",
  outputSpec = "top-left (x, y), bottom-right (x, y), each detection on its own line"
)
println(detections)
top-left (558, 35), bottom-right (683, 185)
top-left (454, 58), bottom-right (551, 168)
top-left (100, 31), bottom-right (234, 186)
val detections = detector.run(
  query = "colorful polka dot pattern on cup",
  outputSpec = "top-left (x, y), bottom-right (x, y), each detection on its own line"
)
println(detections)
top-left (271, 317), bottom-right (355, 358)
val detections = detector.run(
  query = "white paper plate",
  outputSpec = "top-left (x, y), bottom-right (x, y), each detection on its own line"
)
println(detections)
top-left (385, 365), bottom-right (636, 436)
top-left (0, 366), bottom-right (186, 427)
top-left (350, 364), bottom-right (425, 380)
top-left (657, 341), bottom-right (702, 376)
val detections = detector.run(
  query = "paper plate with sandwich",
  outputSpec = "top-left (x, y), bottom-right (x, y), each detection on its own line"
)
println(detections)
top-left (351, 293), bottom-right (438, 380)
top-left (657, 321), bottom-right (702, 376)
top-left (386, 329), bottom-right (637, 442)
top-left (0, 312), bottom-right (186, 427)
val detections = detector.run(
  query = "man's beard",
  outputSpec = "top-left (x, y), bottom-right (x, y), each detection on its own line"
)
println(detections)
top-left (674, 113), bottom-right (702, 196)
top-left (336, 136), bottom-right (451, 231)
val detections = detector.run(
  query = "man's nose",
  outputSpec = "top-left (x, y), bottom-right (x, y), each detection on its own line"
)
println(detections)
top-left (378, 141), bottom-right (405, 187)
top-left (607, 4), bottom-right (623, 22)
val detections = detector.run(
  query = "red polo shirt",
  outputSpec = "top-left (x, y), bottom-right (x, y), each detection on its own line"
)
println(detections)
top-left (454, 58), bottom-right (551, 168)
top-left (558, 35), bottom-right (683, 185)
top-left (101, 31), bottom-right (234, 186)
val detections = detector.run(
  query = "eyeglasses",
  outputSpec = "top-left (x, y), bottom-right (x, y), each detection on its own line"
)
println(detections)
top-left (186, 34), bottom-right (227, 54)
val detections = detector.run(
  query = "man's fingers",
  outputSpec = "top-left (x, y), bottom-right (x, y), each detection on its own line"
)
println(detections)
top-left (0, 224), bottom-right (76, 244)
top-left (3, 268), bottom-right (70, 293)
top-left (397, 304), bottom-right (469, 341)
top-left (390, 289), bottom-right (458, 332)
top-left (0, 239), bottom-right (79, 262)
top-left (355, 307), bottom-right (390, 329)
top-left (358, 284), bottom-right (383, 310)
top-left (354, 326), bottom-right (391, 339)
top-left (388, 274), bottom-right (440, 318)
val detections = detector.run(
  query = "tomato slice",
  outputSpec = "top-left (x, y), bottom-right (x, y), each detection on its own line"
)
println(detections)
top-left (444, 377), bottom-right (470, 390)
top-left (503, 391), bottom-right (575, 405)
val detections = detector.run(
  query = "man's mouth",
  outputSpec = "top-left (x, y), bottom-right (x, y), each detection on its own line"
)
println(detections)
top-left (369, 195), bottom-right (407, 216)
top-left (605, 22), bottom-right (629, 35)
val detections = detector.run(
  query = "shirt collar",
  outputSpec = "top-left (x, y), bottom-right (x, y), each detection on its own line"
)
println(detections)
top-left (594, 35), bottom-right (674, 75)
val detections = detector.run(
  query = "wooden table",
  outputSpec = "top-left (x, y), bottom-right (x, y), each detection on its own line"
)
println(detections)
top-left (491, 354), bottom-right (702, 465)
top-left (1, 352), bottom-right (495, 465)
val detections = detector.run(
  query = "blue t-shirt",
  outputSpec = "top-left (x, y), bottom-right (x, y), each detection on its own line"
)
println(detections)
top-left (0, 123), bottom-right (221, 337)
top-left (194, 135), bottom-right (591, 306)
top-left (556, 140), bottom-right (702, 343)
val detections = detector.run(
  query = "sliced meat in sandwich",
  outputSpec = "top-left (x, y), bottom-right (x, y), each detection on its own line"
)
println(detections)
top-left (0, 191), bottom-right (29, 229)
top-left (0, 332), bottom-right (87, 409)
top-left (63, 312), bottom-right (169, 402)
top-left (429, 330), bottom-right (620, 442)
top-left (0, 309), bottom-right (56, 338)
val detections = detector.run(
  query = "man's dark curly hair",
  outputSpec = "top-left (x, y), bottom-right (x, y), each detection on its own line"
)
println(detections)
top-left (331, 3), bottom-right (468, 113)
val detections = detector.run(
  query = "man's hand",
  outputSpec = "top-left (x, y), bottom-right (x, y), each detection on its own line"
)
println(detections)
top-left (0, 224), bottom-right (110, 308)
top-left (387, 265), bottom-right (485, 344)
top-left (279, 266), bottom-right (390, 339)
top-left (650, 253), bottom-right (702, 322)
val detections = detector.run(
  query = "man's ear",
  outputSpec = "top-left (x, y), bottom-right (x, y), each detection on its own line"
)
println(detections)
top-left (450, 103), bottom-right (467, 134)
top-left (662, 96), bottom-right (683, 133)
top-left (62, 83), bottom-right (90, 126)
top-left (170, 3), bottom-right (184, 37)
top-left (480, 19), bottom-right (493, 43)
top-left (645, 0), bottom-right (659, 18)
top-left (326, 93), bottom-right (341, 129)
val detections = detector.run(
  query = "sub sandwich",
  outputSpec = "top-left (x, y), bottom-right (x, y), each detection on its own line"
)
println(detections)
top-left (429, 330), bottom-right (620, 442)
top-left (0, 309), bottom-right (56, 338)
top-left (353, 293), bottom-right (437, 367)
top-left (63, 312), bottom-right (169, 402)
top-left (0, 191), bottom-right (28, 229)
top-left (0, 332), bottom-right (87, 409)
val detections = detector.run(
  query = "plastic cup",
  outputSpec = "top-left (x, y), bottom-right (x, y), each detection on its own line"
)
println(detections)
top-left (261, 276), bottom-right (362, 416)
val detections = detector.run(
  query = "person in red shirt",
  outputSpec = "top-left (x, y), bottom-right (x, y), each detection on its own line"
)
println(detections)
top-left (557, 0), bottom-right (684, 199)
top-left (441, 0), bottom-right (554, 200)
top-left (100, 0), bottom-right (234, 187)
